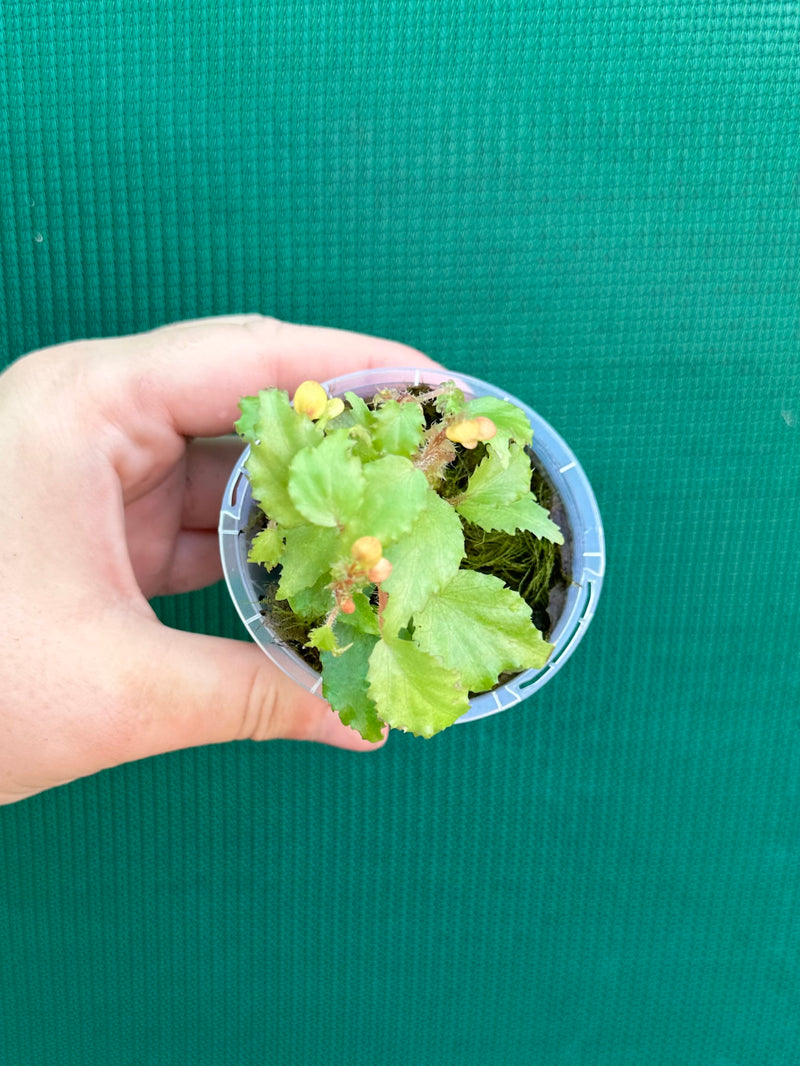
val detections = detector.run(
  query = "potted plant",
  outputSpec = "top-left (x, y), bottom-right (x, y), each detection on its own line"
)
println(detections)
top-left (219, 367), bottom-right (604, 739)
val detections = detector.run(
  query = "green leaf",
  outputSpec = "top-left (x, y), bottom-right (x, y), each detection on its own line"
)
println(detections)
top-left (371, 399), bottom-right (426, 457)
top-left (337, 591), bottom-right (380, 636)
top-left (286, 577), bottom-right (334, 622)
top-left (322, 628), bottom-right (383, 742)
top-left (346, 455), bottom-right (428, 546)
top-left (288, 429), bottom-right (365, 527)
top-left (276, 525), bottom-right (340, 599)
top-left (234, 395), bottom-right (261, 442)
top-left (367, 638), bottom-right (469, 738)
top-left (335, 394), bottom-right (379, 460)
top-left (247, 526), bottom-right (285, 570)
top-left (381, 491), bottom-right (465, 634)
top-left (460, 495), bottom-right (564, 541)
top-left (347, 424), bottom-right (380, 463)
top-left (435, 383), bottom-right (466, 418)
top-left (323, 392), bottom-right (368, 437)
top-left (412, 570), bottom-right (553, 691)
top-left (306, 623), bottom-right (339, 653)
top-left (344, 391), bottom-right (372, 426)
top-left (464, 395), bottom-right (533, 452)
top-left (454, 444), bottom-right (564, 542)
top-left (245, 390), bottom-right (321, 526)
top-left (458, 442), bottom-right (531, 506)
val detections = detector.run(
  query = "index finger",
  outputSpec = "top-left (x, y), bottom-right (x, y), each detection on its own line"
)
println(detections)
top-left (118, 315), bottom-right (443, 437)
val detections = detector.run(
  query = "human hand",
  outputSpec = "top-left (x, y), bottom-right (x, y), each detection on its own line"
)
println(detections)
top-left (0, 315), bottom-right (437, 804)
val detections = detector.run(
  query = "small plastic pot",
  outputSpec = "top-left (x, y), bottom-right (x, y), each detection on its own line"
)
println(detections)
top-left (219, 367), bottom-right (605, 724)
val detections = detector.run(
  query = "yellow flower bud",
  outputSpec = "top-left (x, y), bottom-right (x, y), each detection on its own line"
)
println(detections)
top-left (293, 380), bottom-right (328, 420)
top-left (445, 416), bottom-right (497, 449)
top-left (351, 535), bottom-right (383, 568)
top-left (473, 416), bottom-right (497, 441)
top-left (367, 557), bottom-right (393, 584)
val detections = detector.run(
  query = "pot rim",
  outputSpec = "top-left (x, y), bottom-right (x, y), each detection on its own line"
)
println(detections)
top-left (219, 367), bottom-right (605, 724)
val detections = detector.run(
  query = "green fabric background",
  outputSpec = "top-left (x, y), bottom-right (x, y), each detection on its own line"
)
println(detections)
top-left (1, 2), bottom-right (799, 1063)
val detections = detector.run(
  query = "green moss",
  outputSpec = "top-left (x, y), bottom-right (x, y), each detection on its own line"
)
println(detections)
top-left (257, 580), bottom-right (323, 672)
top-left (461, 521), bottom-right (563, 635)
top-left (438, 439), bottom-right (564, 636)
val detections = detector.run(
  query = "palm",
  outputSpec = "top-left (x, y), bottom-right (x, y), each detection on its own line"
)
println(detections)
top-left (124, 452), bottom-right (188, 598)
top-left (122, 436), bottom-right (238, 601)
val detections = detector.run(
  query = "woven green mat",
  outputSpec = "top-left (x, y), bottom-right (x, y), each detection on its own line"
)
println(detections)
top-left (1, 3), bottom-right (799, 1063)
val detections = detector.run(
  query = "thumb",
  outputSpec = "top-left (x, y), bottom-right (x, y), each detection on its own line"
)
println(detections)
top-left (120, 622), bottom-right (385, 762)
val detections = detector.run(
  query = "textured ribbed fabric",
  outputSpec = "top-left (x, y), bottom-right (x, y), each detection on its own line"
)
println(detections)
top-left (2, 2), bottom-right (799, 1063)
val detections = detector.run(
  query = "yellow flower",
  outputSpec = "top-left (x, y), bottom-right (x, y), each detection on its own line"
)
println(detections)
top-left (293, 380), bottom-right (328, 419)
top-left (445, 416), bottom-right (497, 449)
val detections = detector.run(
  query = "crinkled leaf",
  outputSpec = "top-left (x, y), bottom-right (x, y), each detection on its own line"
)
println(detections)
top-left (324, 392), bottom-right (366, 435)
top-left (288, 429), bottom-right (364, 527)
top-left (245, 390), bottom-right (320, 526)
top-left (454, 444), bottom-right (564, 542)
top-left (334, 394), bottom-right (378, 459)
top-left (345, 391), bottom-right (372, 426)
top-left (347, 424), bottom-right (380, 463)
top-left (234, 395), bottom-right (261, 442)
top-left (413, 569), bottom-right (553, 691)
top-left (381, 492), bottom-right (465, 634)
top-left (337, 591), bottom-right (380, 636)
top-left (435, 383), bottom-right (467, 418)
top-left (286, 577), bottom-right (334, 622)
top-left (458, 443), bottom-right (531, 506)
top-left (371, 399), bottom-right (426, 457)
top-left (367, 638), bottom-right (469, 738)
top-left (464, 396), bottom-right (533, 460)
top-left (306, 623), bottom-right (339, 653)
top-left (277, 525), bottom-right (340, 599)
top-left (460, 494), bottom-right (564, 540)
top-left (248, 526), bottom-right (285, 570)
top-left (322, 628), bottom-right (383, 742)
top-left (346, 456), bottom-right (428, 546)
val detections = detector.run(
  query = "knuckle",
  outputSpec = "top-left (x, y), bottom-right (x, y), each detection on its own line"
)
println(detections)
top-left (244, 313), bottom-right (280, 333)
top-left (3, 340), bottom-right (94, 396)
